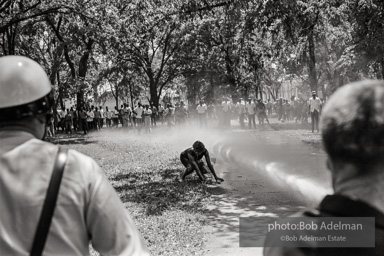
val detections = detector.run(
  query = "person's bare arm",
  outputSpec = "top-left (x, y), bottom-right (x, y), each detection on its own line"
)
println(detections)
top-left (187, 153), bottom-right (206, 181)
top-left (205, 151), bottom-right (224, 183)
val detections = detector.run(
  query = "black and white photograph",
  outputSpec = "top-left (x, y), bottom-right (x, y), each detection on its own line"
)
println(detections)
top-left (0, 1), bottom-right (383, 255)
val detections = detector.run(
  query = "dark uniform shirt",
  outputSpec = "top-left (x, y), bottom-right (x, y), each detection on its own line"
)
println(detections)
top-left (264, 194), bottom-right (384, 256)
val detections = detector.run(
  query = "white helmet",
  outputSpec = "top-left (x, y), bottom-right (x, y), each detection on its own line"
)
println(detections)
top-left (0, 55), bottom-right (52, 121)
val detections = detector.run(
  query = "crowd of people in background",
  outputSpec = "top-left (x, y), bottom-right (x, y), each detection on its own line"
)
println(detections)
top-left (47, 102), bottom-right (160, 136)
top-left (46, 93), bottom-right (323, 137)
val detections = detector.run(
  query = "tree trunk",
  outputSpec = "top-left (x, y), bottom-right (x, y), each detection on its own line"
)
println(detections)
top-left (115, 86), bottom-right (119, 109)
top-left (208, 75), bottom-right (215, 103)
top-left (259, 85), bottom-right (264, 100)
top-left (93, 83), bottom-right (99, 105)
top-left (321, 83), bottom-right (327, 102)
top-left (77, 39), bottom-right (94, 108)
top-left (5, 25), bottom-right (16, 55)
top-left (255, 85), bottom-right (259, 99)
top-left (129, 82), bottom-right (134, 109)
top-left (149, 74), bottom-right (159, 108)
top-left (307, 31), bottom-right (318, 92)
top-left (57, 71), bottom-right (65, 110)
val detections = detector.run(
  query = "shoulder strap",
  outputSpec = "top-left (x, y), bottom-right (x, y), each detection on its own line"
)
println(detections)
top-left (30, 147), bottom-right (68, 256)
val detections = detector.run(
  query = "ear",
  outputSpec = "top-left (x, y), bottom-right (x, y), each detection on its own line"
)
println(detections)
top-left (326, 158), bottom-right (338, 191)
top-left (36, 114), bottom-right (47, 124)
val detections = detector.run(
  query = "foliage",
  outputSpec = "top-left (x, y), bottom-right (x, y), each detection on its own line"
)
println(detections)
top-left (1, 0), bottom-right (384, 107)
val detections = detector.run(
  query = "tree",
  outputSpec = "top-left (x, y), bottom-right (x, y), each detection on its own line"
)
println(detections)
top-left (347, 0), bottom-right (384, 79)
top-left (110, 1), bottom-right (194, 108)
top-left (44, 0), bottom-right (114, 107)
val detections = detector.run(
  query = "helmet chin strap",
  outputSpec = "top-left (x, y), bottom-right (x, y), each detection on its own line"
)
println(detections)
top-left (41, 127), bottom-right (47, 141)
top-left (34, 114), bottom-right (48, 140)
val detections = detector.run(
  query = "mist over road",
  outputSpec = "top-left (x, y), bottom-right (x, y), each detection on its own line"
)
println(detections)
top-left (159, 125), bottom-right (332, 255)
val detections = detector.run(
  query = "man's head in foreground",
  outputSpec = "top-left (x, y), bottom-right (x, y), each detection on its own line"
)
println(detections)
top-left (321, 80), bottom-right (384, 211)
top-left (0, 55), bottom-right (52, 139)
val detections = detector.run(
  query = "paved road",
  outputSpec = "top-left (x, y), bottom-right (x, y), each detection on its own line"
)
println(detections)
top-left (166, 124), bottom-right (331, 256)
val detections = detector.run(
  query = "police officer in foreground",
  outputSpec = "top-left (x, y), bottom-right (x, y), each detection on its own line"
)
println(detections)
top-left (264, 80), bottom-right (384, 255)
top-left (0, 56), bottom-right (149, 255)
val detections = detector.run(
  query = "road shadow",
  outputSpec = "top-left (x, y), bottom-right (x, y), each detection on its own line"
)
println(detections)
top-left (48, 133), bottom-right (97, 145)
top-left (204, 191), bottom-right (308, 247)
top-left (270, 122), bottom-right (311, 130)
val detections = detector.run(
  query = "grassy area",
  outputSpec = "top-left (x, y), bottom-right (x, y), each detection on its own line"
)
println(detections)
top-left (51, 130), bottom-right (212, 256)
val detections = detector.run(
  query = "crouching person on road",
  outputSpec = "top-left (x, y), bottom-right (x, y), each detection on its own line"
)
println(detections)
top-left (180, 141), bottom-right (224, 184)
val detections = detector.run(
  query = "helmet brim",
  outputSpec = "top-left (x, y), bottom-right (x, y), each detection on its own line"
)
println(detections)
top-left (0, 91), bottom-right (53, 122)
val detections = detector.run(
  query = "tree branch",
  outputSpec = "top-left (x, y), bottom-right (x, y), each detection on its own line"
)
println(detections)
top-left (46, 15), bottom-right (76, 79)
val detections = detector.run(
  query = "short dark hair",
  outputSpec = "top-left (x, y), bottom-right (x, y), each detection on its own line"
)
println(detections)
top-left (321, 80), bottom-right (384, 167)
top-left (193, 141), bottom-right (205, 151)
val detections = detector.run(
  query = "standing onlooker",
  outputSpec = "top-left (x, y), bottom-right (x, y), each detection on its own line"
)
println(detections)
top-left (105, 106), bottom-right (112, 128)
top-left (246, 99), bottom-right (256, 129)
top-left (281, 99), bottom-right (288, 122)
top-left (277, 98), bottom-right (283, 121)
top-left (174, 103), bottom-right (182, 125)
top-left (113, 106), bottom-right (119, 127)
top-left (158, 104), bottom-right (164, 124)
top-left (222, 99), bottom-right (230, 127)
top-left (171, 104), bottom-right (176, 124)
top-left (134, 103), bottom-right (144, 132)
top-left (301, 100), bottom-right (309, 123)
top-left (64, 109), bottom-right (73, 134)
top-left (196, 101), bottom-right (208, 127)
top-left (57, 108), bottom-right (66, 132)
top-left (286, 99), bottom-right (294, 121)
top-left (46, 109), bottom-right (55, 138)
top-left (293, 98), bottom-right (301, 123)
top-left (131, 105), bottom-right (137, 127)
top-left (150, 102), bottom-right (158, 127)
top-left (308, 91), bottom-right (322, 133)
top-left (143, 105), bottom-right (152, 133)
top-left (79, 107), bottom-right (88, 134)
top-left (266, 99), bottom-right (273, 116)
top-left (207, 103), bottom-right (216, 120)
top-left (180, 101), bottom-right (189, 125)
top-left (71, 107), bottom-right (78, 131)
top-left (94, 107), bottom-right (101, 131)
top-left (99, 106), bottom-right (104, 129)
top-left (235, 99), bottom-right (246, 128)
top-left (256, 99), bottom-right (269, 124)
top-left (216, 101), bottom-right (224, 127)
top-left (164, 104), bottom-right (173, 127)
top-left (119, 104), bottom-right (124, 127)
top-left (77, 107), bottom-right (82, 131)
top-left (87, 107), bottom-right (94, 131)
top-left (122, 103), bottom-right (131, 128)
